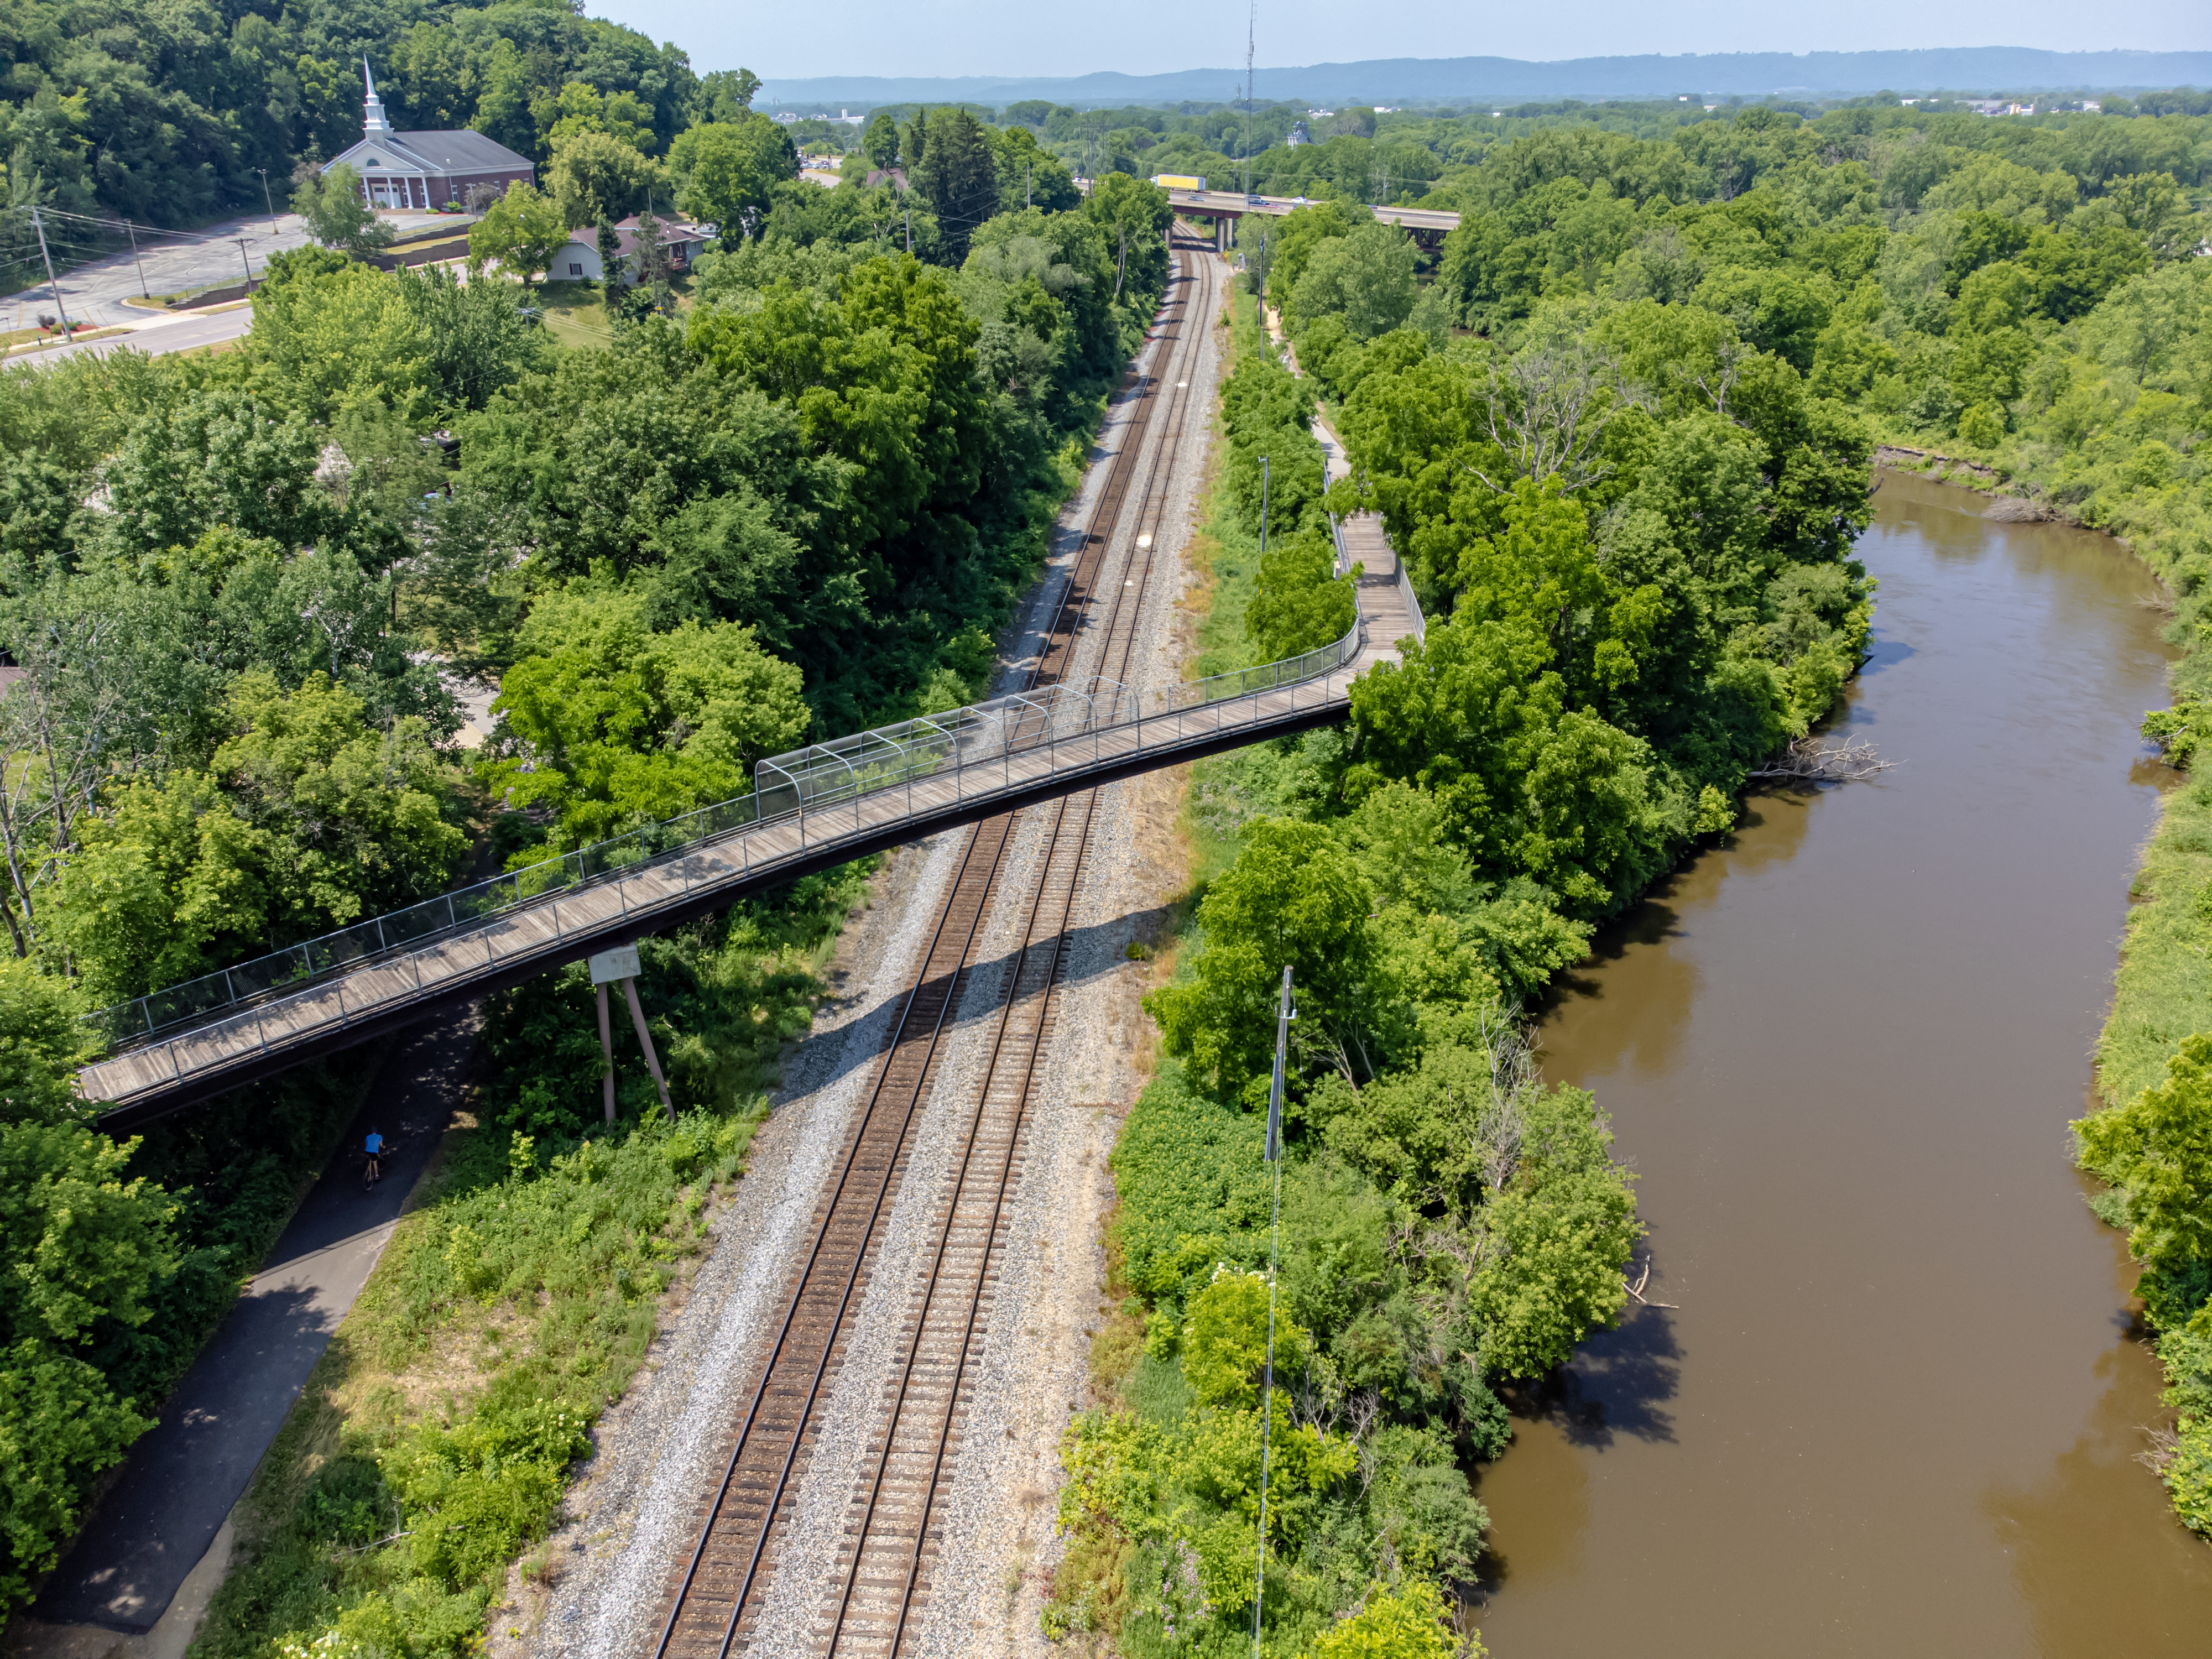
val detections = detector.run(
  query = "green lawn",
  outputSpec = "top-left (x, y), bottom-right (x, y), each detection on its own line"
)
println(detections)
top-left (530, 274), bottom-right (696, 351)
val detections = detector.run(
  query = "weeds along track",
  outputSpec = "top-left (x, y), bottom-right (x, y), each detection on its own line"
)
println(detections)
top-left (653, 238), bottom-right (1222, 1659)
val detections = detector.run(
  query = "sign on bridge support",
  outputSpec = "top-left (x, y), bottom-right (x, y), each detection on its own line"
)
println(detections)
top-left (590, 942), bottom-right (672, 1123)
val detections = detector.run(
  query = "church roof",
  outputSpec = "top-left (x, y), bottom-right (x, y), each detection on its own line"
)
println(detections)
top-left (325, 130), bottom-right (533, 176)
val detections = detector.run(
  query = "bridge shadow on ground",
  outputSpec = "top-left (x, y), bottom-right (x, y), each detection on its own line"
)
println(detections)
top-left (794, 900), bottom-right (1166, 1107)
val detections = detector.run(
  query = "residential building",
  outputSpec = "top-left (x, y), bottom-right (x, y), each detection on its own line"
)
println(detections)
top-left (551, 213), bottom-right (716, 284)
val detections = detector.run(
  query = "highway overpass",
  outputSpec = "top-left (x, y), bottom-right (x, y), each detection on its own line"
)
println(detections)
top-left (1165, 187), bottom-right (1460, 243)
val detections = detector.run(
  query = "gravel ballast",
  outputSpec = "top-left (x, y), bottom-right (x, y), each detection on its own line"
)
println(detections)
top-left (521, 253), bottom-right (1228, 1659)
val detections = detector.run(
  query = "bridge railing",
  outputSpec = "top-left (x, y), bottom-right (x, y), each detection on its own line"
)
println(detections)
top-left (84, 622), bottom-right (1364, 1060)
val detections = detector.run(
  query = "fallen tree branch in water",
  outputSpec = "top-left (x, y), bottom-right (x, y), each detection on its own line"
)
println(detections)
top-left (2135, 1425), bottom-right (2180, 1476)
top-left (1747, 737), bottom-right (1896, 783)
top-left (1623, 1256), bottom-right (1679, 1310)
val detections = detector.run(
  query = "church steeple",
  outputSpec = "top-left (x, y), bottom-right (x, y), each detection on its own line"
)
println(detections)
top-left (362, 57), bottom-right (392, 135)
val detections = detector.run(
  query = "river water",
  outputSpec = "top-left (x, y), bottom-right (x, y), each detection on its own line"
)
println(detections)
top-left (1473, 471), bottom-right (2212, 1655)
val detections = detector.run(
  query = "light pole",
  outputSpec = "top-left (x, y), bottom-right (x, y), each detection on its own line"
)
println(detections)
top-left (255, 167), bottom-right (278, 233)
top-left (234, 238), bottom-right (253, 286)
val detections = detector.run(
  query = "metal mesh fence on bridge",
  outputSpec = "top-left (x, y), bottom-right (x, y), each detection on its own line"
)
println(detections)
top-left (84, 624), bottom-right (1364, 1061)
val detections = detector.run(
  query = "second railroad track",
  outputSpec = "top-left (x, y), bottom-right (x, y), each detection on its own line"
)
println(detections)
top-left (652, 234), bottom-right (1224, 1659)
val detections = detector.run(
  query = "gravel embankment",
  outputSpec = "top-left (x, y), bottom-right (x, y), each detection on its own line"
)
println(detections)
top-left (517, 259), bottom-right (1226, 1658)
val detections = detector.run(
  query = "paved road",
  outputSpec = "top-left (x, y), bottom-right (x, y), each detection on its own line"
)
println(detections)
top-left (3, 207), bottom-right (456, 362)
top-left (32, 1009), bottom-right (479, 1635)
top-left (19, 304), bottom-right (256, 367)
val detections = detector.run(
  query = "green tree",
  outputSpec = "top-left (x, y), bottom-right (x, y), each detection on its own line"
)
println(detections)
top-left (911, 107), bottom-right (999, 263)
top-left (469, 180), bottom-right (568, 286)
top-left (289, 163), bottom-right (394, 260)
top-left (547, 129), bottom-right (658, 229)
top-left (1145, 819), bottom-right (1378, 1095)
top-left (2079, 1034), bottom-right (2212, 1312)
top-left (668, 117), bottom-right (800, 243)
top-left (241, 255), bottom-right (431, 421)
top-left (43, 674), bottom-right (467, 1003)
top-left (1469, 1086), bottom-right (1640, 1377)
top-left (544, 81), bottom-right (656, 154)
top-left (1082, 171), bottom-right (1172, 302)
top-left (1249, 526), bottom-right (1357, 660)
top-left (862, 113), bottom-right (900, 175)
top-left (1291, 222), bottom-right (1420, 341)
top-left (694, 67), bottom-right (763, 124)
top-left (482, 588), bottom-right (809, 849)
top-left (0, 1115), bottom-right (178, 1608)
top-left (1305, 1579), bottom-right (1474, 1659)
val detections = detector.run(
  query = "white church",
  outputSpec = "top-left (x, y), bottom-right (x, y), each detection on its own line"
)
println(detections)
top-left (320, 61), bottom-right (536, 211)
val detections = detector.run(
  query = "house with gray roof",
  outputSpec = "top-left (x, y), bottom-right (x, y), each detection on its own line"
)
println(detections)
top-left (321, 61), bottom-right (535, 211)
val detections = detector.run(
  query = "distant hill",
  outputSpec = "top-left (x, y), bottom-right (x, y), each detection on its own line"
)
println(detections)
top-left (759, 48), bottom-right (2212, 110)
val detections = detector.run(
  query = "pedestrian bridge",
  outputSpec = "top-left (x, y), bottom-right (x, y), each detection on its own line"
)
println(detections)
top-left (79, 518), bottom-right (1423, 1129)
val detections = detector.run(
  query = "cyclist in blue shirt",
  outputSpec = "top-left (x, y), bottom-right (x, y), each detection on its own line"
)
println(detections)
top-left (364, 1129), bottom-right (385, 1188)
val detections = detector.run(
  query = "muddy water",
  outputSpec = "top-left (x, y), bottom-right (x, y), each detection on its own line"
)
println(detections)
top-left (1473, 470), bottom-right (2212, 1655)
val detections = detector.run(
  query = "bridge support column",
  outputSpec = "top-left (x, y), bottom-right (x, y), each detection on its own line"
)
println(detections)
top-left (622, 976), bottom-right (675, 1123)
top-left (595, 982), bottom-right (615, 1123)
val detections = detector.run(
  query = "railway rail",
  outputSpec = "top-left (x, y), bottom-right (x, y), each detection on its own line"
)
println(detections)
top-left (651, 234), bottom-right (1222, 1659)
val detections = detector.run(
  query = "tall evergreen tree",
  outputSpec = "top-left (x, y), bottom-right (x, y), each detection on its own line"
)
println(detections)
top-left (912, 109), bottom-right (999, 264)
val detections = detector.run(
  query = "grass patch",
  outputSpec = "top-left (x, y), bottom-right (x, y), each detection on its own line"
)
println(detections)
top-left (195, 1104), bottom-right (763, 1658)
top-left (2098, 773), bottom-right (2212, 1108)
top-left (194, 861), bottom-right (877, 1657)
top-left (529, 275), bottom-right (698, 352)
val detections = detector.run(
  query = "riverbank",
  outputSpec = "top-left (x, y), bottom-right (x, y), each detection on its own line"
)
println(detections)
top-left (1471, 468), bottom-right (2212, 1652)
top-left (1039, 274), bottom-right (1646, 1653)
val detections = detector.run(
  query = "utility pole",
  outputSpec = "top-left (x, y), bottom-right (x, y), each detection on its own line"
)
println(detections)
top-left (1250, 963), bottom-right (1292, 1657)
top-left (234, 238), bottom-right (253, 285)
top-left (122, 218), bottom-right (149, 299)
top-left (29, 206), bottom-right (72, 341)
top-left (1259, 453), bottom-right (1270, 555)
top-left (1114, 227), bottom-right (1127, 299)
top-left (904, 206), bottom-right (912, 254)
top-left (1025, 160), bottom-right (1031, 209)
top-left (255, 166), bottom-right (278, 233)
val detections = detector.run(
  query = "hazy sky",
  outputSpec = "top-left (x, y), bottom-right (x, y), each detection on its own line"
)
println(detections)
top-left (587, 0), bottom-right (2212, 81)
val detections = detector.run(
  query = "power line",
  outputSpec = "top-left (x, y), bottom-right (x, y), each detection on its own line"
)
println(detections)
top-left (3, 203), bottom-right (291, 246)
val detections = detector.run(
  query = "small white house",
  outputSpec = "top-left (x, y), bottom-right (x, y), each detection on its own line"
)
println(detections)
top-left (552, 213), bottom-right (716, 284)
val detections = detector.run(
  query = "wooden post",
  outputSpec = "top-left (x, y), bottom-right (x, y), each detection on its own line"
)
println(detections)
top-left (596, 981), bottom-right (615, 1123)
top-left (622, 977), bottom-right (674, 1122)
top-left (588, 942), bottom-right (643, 1122)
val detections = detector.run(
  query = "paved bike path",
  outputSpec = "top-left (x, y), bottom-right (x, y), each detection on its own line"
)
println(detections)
top-left (33, 1009), bottom-right (477, 1634)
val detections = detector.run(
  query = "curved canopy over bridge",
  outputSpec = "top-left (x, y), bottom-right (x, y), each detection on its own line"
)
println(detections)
top-left (79, 517), bottom-right (1421, 1129)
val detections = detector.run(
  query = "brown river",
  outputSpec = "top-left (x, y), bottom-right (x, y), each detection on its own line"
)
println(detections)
top-left (1473, 471), bottom-right (2212, 1655)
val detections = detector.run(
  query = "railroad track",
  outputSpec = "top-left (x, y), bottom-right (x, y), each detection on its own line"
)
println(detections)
top-left (653, 234), bottom-right (1222, 1659)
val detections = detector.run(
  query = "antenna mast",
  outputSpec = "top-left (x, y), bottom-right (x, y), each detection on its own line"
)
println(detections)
top-left (1242, 2), bottom-right (1256, 197)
